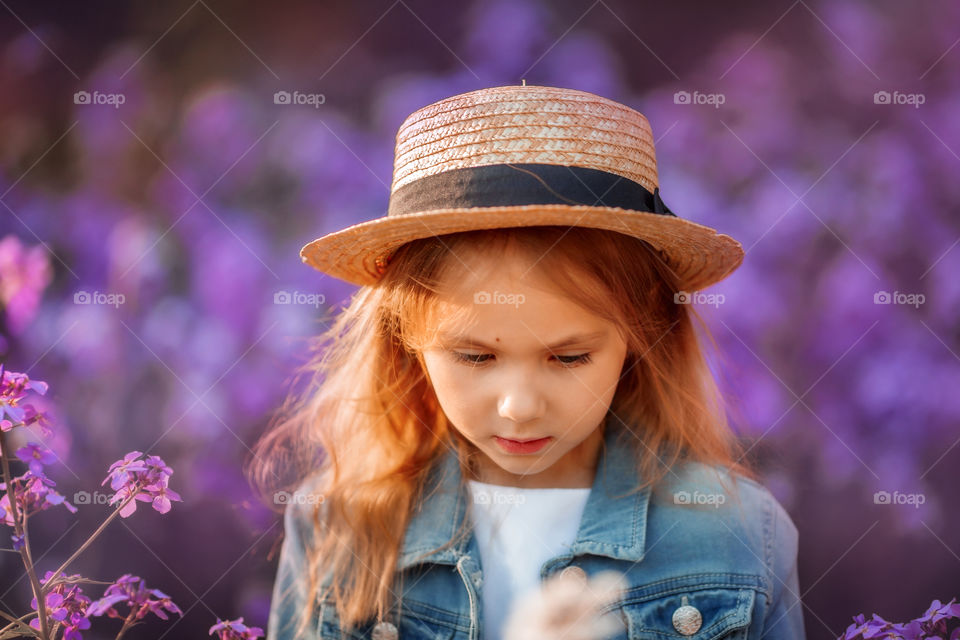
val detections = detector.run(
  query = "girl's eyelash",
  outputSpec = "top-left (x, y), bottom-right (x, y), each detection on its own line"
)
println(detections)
top-left (452, 352), bottom-right (593, 367)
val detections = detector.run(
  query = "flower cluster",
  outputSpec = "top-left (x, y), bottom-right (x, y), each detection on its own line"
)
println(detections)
top-left (0, 364), bottom-right (52, 438)
top-left (209, 617), bottom-right (264, 640)
top-left (840, 598), bottom-right (960, 640)
top-left (101, 450), bottom-right (183, 517)
top-left (29, 572), bottom-right (92, 640)
top-left (0, 367), bottom-right (257, 640)
top-left (87, 574), bottom-right (183, 623)
top-left (0, 369), bottom-right (69, 555)
top-left (1, 469), bottom-right (78, 524)
top-left (16, 442), bottom-right (59, 474)
top-left (23, 571), bottom-right (186, 640)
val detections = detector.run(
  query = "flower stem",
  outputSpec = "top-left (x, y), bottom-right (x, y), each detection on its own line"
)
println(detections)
top-left (0, 609), bottom-right (41, 638)
top-left (114, 621), bottom-right (132, 639)
top-left (0, 427), bottom-right (50, 640)
top-left (113, 608), bottom-right (138, 640)
top-left (43, 483), bottom-right (142, 596)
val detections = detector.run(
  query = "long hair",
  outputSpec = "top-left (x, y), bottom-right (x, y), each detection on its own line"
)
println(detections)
top-left (245, 225), bottom-right (757, 635)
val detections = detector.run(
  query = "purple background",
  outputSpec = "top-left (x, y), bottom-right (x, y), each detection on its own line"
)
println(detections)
top-left (1, 1), bottom-right (958, 638)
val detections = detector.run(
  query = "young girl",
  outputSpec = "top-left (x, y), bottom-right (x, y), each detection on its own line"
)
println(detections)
top-left (252, 84), bottom-right (805, 640)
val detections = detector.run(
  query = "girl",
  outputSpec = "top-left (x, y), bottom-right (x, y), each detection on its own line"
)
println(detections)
top-left (251, 84), bottom-right (805, 640)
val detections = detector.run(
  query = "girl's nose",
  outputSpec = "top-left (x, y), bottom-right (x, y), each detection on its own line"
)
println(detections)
top-left (497, 384), bottom-right (545, 423)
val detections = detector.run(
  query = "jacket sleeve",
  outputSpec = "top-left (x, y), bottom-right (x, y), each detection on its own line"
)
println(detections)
top-left (267, 488), bottom-right (322, 640)
top-left (760, 498), bottom-right (805, 640)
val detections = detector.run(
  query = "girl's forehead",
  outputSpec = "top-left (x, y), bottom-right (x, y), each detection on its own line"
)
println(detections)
top-left (425, 281), bottom-right (606, 336)
top-left (438, 246), bottom-right (530, 282)
top-left (419, 243), bottom-right (619, 336)
top-left (431, 271), bottom-right (565, 310)
top-left (434, 246), bottom-right (568, 297)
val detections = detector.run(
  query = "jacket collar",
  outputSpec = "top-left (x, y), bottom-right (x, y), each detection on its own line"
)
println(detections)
top-left (397, 422), bottom-right (651, 571)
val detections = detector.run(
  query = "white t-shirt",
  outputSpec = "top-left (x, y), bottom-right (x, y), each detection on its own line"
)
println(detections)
top-left (466, 479), bottom-right (591, 640)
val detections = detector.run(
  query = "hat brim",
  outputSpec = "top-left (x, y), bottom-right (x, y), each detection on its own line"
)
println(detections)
top-left (299, 205), bottom-right (744, 292)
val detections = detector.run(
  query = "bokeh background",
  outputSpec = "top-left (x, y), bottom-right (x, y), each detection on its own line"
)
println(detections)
top-left (1, 1), bottom-right (958, 638)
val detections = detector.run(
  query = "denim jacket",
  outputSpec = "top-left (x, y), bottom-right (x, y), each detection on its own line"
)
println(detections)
top-left (267, 423), bottom-right (805, 640)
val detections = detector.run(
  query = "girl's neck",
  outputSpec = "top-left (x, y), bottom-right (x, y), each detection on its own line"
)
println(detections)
top-left (469, 476), bottom-right (593, 489)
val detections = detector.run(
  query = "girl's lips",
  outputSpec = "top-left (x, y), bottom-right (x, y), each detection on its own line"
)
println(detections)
top-left (494, 436), bottom-right (552, 454)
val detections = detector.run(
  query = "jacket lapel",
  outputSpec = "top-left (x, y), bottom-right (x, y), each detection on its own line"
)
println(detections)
top-left (396, 421), bottom-right (651, 572)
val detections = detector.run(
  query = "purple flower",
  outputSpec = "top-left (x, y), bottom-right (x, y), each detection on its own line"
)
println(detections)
top-left (15, 443), bottom-right (58, 475)
top-left (917, 599), bottom-right (960, 627)
top-left (840, 598), bottom-right (960, 639)
top-left (101, 450), bottom-right (149, 491)
top-left (107, 484), bottom-right (154, 518)
top-left (101, 451), bottom-right (182, 517)
top-left (29, 571), bottom-right (92, 640)
top-left (0, 469), bottom-right (77, 529)
top-left (209, 617), bottom-right (264, 640)
top-left (20, 403), bottom-right (53, 438)
top-left (0, 364), bottom-right (50, 433)
top-left (85, 593), bottom-right (128, 617)
top-left (146, 482), bottom-right (181, 515)
top-left (87, 573), bottom-right (183, 623)
top-left (144, 454), bottom-right (173, 477)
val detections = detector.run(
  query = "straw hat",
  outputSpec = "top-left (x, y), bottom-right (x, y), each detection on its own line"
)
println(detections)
top-left (299, 84), bottom-right (743, 292)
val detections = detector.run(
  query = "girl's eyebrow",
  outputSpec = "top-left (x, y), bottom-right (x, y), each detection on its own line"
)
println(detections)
top-left (437, 330), bottom-right (608, 351)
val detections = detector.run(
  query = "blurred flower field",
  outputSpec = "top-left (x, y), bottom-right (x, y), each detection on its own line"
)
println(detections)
top-left (1, 1), bottom-right (958, 638)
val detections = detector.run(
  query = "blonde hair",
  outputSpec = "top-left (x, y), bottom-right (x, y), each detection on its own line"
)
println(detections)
top-left (246, 226), bottom-right (758, 635)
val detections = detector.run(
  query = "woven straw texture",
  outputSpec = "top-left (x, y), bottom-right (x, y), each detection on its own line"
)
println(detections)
top-left (299, 84), bottom-right (744, 292)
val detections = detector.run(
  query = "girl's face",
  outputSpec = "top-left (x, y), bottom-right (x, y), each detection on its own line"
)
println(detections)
top-left (420, 249), bottom-right (629, 489)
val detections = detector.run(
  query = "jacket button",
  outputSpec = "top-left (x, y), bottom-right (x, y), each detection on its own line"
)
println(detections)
top-left (372, 621), bottom-right (398, 640)
top-left (672, 596), bottom-right (703, 636)
top-left (558, 565), bottom-right (587, 585)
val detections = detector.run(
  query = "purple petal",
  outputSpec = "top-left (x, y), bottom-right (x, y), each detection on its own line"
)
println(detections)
top-left (25, 379), bottom-right (47, 394)
top-left (119, 499), bottom-right (138, 518)
top-left (152, 495), bottom-right (171, 514)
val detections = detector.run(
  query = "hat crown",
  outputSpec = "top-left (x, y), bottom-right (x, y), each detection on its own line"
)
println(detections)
top-left (390, 85), bottom-right (660, 195)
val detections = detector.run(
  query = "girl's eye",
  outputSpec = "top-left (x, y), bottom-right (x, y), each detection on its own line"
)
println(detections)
top-left (453, 352), bottom-right (493, 365)
top-left (451, 352), bottom-right (593, 368)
